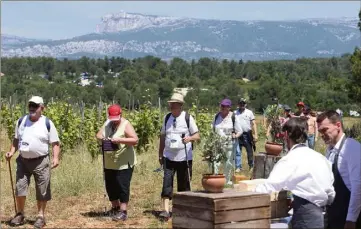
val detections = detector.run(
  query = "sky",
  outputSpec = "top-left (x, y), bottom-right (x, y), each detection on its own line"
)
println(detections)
top-left (1, 1), bottom-right (360, 40)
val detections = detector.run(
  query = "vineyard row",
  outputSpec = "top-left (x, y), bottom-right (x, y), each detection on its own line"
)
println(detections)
top-left (0, 101), bottom-right (214, 158)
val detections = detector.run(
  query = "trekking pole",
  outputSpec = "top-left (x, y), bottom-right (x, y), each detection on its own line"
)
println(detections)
top-left (100, 143), bottom-right (107, 215)
top-left (8, 160), bottom-right (17, 214)
top-left (182, 133), bottom-right (191, 191)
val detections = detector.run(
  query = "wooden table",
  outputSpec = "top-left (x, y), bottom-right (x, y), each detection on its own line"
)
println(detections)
top-left (172, 189), bottom-right (271, 229)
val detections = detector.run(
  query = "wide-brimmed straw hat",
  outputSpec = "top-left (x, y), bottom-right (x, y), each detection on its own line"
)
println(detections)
top-left (167, 93), bottom-right (185, 104)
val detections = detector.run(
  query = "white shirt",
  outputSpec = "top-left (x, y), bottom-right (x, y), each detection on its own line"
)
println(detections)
top-left (213, 112), bottom-right (244, 138)
top-left (234, 108), bottom-right (255, 132)
top-left (161, 111), bottom-right (199, 162)
top-left (15, 115), bottom-right (60, 159)
top-left (254, 144), bottom-right (335, 207)
top-left (326, 134), bottom-right (361, 222)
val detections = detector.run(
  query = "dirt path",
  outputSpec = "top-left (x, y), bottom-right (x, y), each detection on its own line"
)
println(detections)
top-left (1, 190), bottom-right (170, 228)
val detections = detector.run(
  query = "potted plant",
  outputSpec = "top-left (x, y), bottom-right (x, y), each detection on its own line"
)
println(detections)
top-left (201, 131), bottom-right (228, 193)
top-left (264, 104), bottom-right (285, 156)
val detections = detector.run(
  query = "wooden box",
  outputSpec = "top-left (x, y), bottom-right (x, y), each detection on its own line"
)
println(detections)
top-left (234, 180), bottom-right (290, 219)
top-left (172, 189), bottom-right (271, 229)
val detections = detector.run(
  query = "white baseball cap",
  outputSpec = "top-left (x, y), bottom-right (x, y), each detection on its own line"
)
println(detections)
top-left (29, 96), bottom-right (44, 104)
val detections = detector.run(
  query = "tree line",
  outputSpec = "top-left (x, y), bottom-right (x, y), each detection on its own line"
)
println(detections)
top-left (1, 53), bottom-right (359, 114)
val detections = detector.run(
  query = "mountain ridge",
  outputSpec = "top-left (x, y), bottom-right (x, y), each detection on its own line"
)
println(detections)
top-left (1, 12), bottom-right (359, 61)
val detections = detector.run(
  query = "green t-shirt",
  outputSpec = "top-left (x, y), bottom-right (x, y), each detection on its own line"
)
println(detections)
top-left (102, 119), bottom-right (137, 170)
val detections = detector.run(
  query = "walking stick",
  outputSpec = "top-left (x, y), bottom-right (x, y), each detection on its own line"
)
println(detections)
top-left (8, 160), bottom-right (17, 214)
top-left (181, 133), bottom-right (191, 191)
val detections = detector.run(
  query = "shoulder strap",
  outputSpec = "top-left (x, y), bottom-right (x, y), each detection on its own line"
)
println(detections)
top-left (213, 112), bottom-right (220, 132)
top-left (231, 112), bottom-right (235, 132)
top-left (185, 112), bottom-right (190, 130)
top-left (45, 117), bottom-right (51, 132)
top-left (18, 115), bottom-right (27, 128)
top-left (164, 113), bottom-right (172, 128)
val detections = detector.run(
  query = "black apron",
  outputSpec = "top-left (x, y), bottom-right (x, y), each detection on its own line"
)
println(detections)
top-left (290, 144), bottom-right (325, 229)
top-left (327, 136), bottom-right (361, 229)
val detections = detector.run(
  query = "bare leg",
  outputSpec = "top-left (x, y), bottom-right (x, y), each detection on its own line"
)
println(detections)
top-left (111, 200), bottom-right (120, 208)
top-left (16, 196), bottom-right (26, 214)
top-left (37, 200), bottom-right (47, 217)
top-left (120, 202), bottom-right (127, 212)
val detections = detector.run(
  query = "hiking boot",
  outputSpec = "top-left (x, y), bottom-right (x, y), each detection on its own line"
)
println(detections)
top-left (9, 213), bottom-right (25, 226)
top-left (112, 211), bottom-right (127, 221)
top-left (159, 211), bottom-right (171, 220)
top-left (33, 216), bottom-right (46, 229)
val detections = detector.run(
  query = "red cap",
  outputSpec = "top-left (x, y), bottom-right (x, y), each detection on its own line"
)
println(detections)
top-left (108, 104), bottom-right (122, 121)
top-left (297, 101), bottom-right (305, 107)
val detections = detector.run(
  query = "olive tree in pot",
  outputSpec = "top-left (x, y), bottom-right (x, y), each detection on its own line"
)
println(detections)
top-left (264, 104), bottom-right (285, 156)
top-left (201, 131), bottom-right (228, 193)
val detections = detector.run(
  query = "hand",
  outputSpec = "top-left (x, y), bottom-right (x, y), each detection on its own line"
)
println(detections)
top-left (5, 151), bottom-right (14, 161)
top-left (51, 157), bottom-right (59, 169)
top-left (253, 136), bottom-right (258, 142)
top-left (110, 137), bottom-right (122, 144)
top-left (232, 133), bottom-right (237, 139)
top-left (344, 221), bottom-right (356, 229)
top-left (182, 136), bottom-right (192, 144)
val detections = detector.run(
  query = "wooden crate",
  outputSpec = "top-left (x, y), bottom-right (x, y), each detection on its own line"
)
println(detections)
top-left (172, 189), bottom-right (271, 229)
top-left (234, 180), bottom-right (289, 219)
top-left (253, 153), bottom-right (282, 179)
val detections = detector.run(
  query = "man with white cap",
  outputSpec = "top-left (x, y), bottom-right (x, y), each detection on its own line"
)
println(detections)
top-left (158, 92), bottom-right (200, 220)
top-left (5, 96), bottom-right (60, 228)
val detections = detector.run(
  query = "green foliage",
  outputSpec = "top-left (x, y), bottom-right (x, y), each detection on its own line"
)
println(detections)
top-left (344, 120), bottom-right (361, 142)
top-left (1, 54), bottom-right (359, 113)
top-left (201, 131), bottom-right (229, 175)
top-left (264, 104), bottom-right (284, 144)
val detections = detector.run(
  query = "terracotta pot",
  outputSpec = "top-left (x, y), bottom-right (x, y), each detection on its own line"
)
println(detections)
top-left (202, 174), bottom-right (226, 193)
top-left (265, 142), bottom-right (283, 156)
top-left (232, 174), bottom-right (249, 184)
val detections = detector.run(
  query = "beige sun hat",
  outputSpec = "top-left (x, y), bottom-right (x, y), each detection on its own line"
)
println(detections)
top-left (167, 93), bottom-right (185, 104)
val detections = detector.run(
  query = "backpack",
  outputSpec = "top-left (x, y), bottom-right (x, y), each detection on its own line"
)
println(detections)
top-left (18, 115), bottom-right (51, 132)
top-left (213, 112), bottom-right (236, 133)
top-left (164, 112), bottom-right (193, 149)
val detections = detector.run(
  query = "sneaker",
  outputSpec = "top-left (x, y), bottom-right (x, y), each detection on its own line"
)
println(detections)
top-left (33, 216), bottom-right (46, 229)
top-left (106, 207), bottom-right (119, 216)
top-left (112, 211), bottom-right (127, 221)
top-left (159, 211), bottom-right (170, 220)
top-left (235, 168), bottom-right (242, 173)
top-left (9, 213), bottom-right (25, 226)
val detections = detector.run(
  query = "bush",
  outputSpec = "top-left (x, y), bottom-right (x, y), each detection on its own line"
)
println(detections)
top-left (344, 121), bottom-right (361, 142)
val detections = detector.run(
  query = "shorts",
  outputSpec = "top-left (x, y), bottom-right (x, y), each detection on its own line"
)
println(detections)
top-left (16, 155), bottom-right (51, 201)
top-left (104, 167), bottom-right (133, 203)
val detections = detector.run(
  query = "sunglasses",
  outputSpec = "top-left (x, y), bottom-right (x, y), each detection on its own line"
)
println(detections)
top-left (28, 102), bottom-right (40, 109)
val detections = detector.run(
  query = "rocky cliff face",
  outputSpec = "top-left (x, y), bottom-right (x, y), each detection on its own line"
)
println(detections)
top-left (1, 12), bottom-right (359, 61)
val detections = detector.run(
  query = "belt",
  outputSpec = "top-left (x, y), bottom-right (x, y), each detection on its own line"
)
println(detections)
top-left (20, 154), bottom-right (49, 160)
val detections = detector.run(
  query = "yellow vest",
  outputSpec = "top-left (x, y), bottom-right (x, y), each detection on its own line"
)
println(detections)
top-left (103, 119), bottom-right (137, 170)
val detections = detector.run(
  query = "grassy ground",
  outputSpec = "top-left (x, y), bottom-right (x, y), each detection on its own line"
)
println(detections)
top-left (0, 116), bottom-right (359, 228)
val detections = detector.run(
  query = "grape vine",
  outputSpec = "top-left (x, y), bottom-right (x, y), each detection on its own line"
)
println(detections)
top-left (0, 100), bottom-right (216, 160)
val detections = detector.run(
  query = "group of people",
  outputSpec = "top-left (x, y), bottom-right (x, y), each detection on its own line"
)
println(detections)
top-left (256, 110), bottom-right (361, 228)
top-left (4, 94), bottom-right (361, 229)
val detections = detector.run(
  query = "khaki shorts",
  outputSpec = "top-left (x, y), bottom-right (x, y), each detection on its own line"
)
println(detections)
top-left (15, 155), bottom-right (51, 201)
